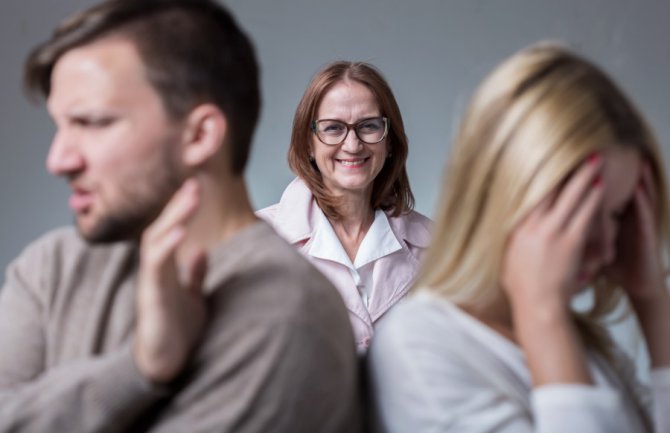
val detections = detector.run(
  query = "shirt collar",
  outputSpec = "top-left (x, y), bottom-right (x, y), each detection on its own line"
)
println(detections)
top-left (273, 177), bottom-right (431, 251)
top-left (271, 178), bottom-right (318, 244)
top-left (307, 208), bottom-right (402, 270)
top-left (307, 209), bottom-right (353, 268)
top-left (355, 209), bottom-right (403, 268)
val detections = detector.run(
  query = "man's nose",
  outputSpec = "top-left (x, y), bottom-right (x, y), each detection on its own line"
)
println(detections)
top-left (46, 130), bottom-right (85, 177)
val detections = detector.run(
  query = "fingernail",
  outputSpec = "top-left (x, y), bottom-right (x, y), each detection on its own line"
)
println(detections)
top-left (587, 153), bottom-right (601, 165)
top-left (592, 175), bottom-right (602, 187)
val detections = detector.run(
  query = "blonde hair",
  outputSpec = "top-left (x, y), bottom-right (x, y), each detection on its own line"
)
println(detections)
top-left (418, 42), bottom-right (670, 354)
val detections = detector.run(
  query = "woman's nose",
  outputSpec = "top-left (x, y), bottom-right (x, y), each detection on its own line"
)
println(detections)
top-left (340, 128), bottom-right (362, 152)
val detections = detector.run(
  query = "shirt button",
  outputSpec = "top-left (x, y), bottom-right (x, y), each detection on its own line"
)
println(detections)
top-left (362, 337), bottom-right (371, 347)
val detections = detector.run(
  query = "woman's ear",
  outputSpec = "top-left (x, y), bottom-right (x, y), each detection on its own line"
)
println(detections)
top-left (181, 104), bottom-right (228, 168)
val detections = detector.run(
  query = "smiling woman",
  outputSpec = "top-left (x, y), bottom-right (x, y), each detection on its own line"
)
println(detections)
top-left (310, 80), bottom-right (390, 198)
top-left (258, 61), bottom-right (432, 353)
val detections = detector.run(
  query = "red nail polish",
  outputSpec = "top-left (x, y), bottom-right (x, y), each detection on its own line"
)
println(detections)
top-left (588, 153), bottom-right (601, 165)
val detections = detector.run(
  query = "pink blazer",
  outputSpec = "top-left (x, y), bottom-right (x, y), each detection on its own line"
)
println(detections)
top-left (257, 178), bottom-right (431, 352)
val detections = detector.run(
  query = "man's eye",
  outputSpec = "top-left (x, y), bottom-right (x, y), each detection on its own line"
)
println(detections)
top-left (72, 117), bottom-right (115, 128)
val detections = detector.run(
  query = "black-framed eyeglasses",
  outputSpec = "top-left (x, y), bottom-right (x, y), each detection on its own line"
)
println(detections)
top-left (311, 117), bottom-right (389, 146)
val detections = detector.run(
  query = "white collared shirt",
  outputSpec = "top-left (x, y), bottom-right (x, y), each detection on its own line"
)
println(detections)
top-left (306, 209), bottom-right (402, 307)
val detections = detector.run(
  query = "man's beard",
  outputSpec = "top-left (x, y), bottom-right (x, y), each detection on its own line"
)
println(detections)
top-left (79, 198), bottom-right (170, 244)
top-left (78, 152), bottom-right (184, 244)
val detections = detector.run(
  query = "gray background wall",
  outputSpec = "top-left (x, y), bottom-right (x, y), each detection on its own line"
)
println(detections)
top-left (1, 0), bottom-right (667, 368)
top-left (2, 0), bottom-right (669, 269)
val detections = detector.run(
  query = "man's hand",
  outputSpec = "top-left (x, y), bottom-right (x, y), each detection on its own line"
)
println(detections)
top-left (134, 179), bottom-right (207, 384)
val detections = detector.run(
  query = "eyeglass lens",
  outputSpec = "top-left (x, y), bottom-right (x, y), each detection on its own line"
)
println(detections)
top-left (315, 117), bottom-right (387, 145)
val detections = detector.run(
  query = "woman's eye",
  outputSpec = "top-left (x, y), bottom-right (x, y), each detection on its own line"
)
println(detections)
top-left (359, 122), bottom-right (380, 132)
top-left (323, 124), bottom-right (344, 134)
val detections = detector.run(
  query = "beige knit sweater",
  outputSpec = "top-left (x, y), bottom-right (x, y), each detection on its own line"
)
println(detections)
top-left (0, 221), bottom-right (361, 433)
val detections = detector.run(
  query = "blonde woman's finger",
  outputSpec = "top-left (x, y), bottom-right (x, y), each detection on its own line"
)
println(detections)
top-left (633, 182), bottom-right (656, 240)
top-left (547, 154), bottom-right (602, 232)
top-left (565, 175), bottom-right (603, 245)
top-left (641, 161), bottom-right (658, 209)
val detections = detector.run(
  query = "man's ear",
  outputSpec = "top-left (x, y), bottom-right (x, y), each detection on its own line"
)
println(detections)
top-left (180, 104), bottom-right (228, 168)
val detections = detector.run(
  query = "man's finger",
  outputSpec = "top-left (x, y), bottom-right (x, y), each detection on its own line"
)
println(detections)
top-left (144, 179), bottom-right (200, 242)
top-left (185, 249), bottom-right (208, 296)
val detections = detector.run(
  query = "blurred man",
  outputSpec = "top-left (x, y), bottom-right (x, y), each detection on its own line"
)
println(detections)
top-left (0, 1), bottom-right (360, 431)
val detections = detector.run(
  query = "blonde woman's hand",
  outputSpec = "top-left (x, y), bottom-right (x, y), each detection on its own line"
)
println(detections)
top-left (606, 162), bottom-right (667, 302)
top-left (134, 179), bottom-right (207, 384)
top-left (501, 155), bottom-right (604, 311)
top-left (605, 161), bottom-right (670, 368)
top-left (501, 156), bottom-right (603, 386)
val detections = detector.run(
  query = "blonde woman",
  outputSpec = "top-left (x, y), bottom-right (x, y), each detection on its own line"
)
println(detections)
top-left (368, 43), bottom-right (670, 432)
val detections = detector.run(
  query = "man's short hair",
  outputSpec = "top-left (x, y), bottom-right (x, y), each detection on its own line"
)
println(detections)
top-left (25, 0), bottom-right (260, 176)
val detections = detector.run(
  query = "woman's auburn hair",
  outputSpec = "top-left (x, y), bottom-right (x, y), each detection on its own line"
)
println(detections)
top-left (288, 61), bottom-right (414, 219)
top-left (417, 42), bottom-right (670, 356)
